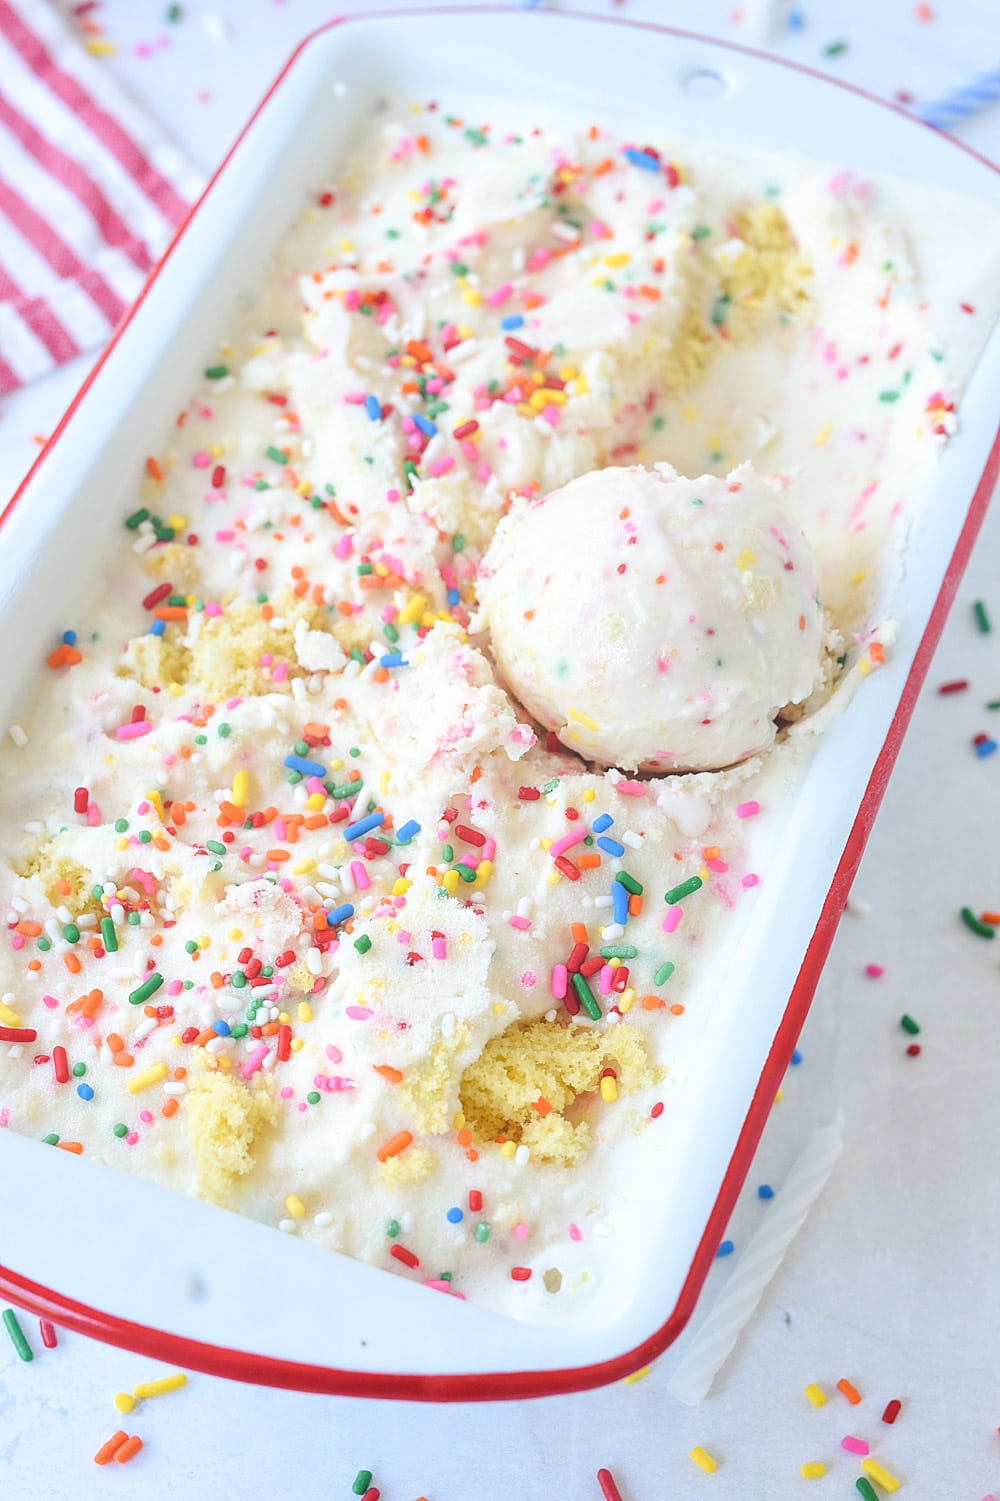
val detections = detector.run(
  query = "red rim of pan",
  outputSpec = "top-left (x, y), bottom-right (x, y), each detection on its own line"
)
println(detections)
top-left (1, 7), bottom-right (997, 1401)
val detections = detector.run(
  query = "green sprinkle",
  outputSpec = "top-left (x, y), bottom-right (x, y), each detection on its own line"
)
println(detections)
top-left (353, 1472), bottom-right (374, 1496)
top-left (113, 1123), bottom-right (128, 1138)
top-left (138, 829), bottom-right (152, 844)
top-left (230, 1024), bottom-right (248, 1039)
top-left (386, 1219), bottom-right (400, 1238)
top-left (450, 261), bottom-right (468, 276)
top-left (987, 700), bottom-right (1000, 711)
top-left (127, 912), bottom-right (141, 926)
top-left (384, 622), bottom-right (399, 644)
top-left (475, 1222), bottom-right (491, 1243)
top-left (165, 3), bottom-right (182, 22)
top-left (264, 445), bottom-right (288, 465)
top-left (3, 1309), bottom-right (33, 1363)
top-left (710, 292), bottom-right (730, 326)
top-left (354, 934), bottom-right (372, 955)
top-left (441, 843), bottom-right (454, 863)
top-left (128, 972), bottom-right (164, 1005)
top-left (960, 907), bottom-right (995, 939)
top-left (542, 777), bottom-right (561, 794)
top-left (455, 864), bottom-right (477, 884)
top-left (125, 507), bottom-right (150, 530)
top-left (692, 225), bottom-right (711, 240)
top-left (306, 1090), bottom-right (321, 1105)
top-left (232, 972), bottom-right (247, 989)
top-left (823, 38), bottom-right (849, 56)
top-left (42, 1133), bottom-right (59, 1146)
top-left (654, 961), bottom-right (676, 986)
top-left (72, 1062), bottom-right (86, 1078)
top-left (900, 1014), bottom-right (920, 1035)
top-left (62, 924), bottom-right (80, 944)
top-left (100, 917), bottom-right (118, 953)
top-left (664, 876), bottom-right (703, 905)
top-left (184, 940), bottom-right (198, 954)
top-left (349, 747), bottom-right (362, 758)
top-left (571, 973), bottom-right (602, 1021)
top-left (331, 781), bottom-right (361, 800)
top-left (878, 390), bottom-right (900, 403)
top-left (974, 600), bottom-right (992, 634)
top-left (855, 1481), bottom-right (877, 1501)
top-left (114, 817), bottom-right (129, 832)
top-left (452, 533), bottom-right (465, 553)
top-left (615, 872), bottom-right (643, 896)
top-left (205, 840), bottom-right (226, 856)
top-left (37, 938), bottom-right (50, 952)
top-left (600, 945), bottom-right (637, 959)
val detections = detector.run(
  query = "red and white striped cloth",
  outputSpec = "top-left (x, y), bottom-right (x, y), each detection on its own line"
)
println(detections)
top-left (0, 0), bottom-right (201, 395)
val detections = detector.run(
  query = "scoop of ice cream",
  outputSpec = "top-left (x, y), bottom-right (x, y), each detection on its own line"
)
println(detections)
top-left (477, 462), bottom-right (825, 772)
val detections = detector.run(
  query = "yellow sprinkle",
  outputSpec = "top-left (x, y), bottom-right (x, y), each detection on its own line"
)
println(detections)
top-left (850, 570), bottom-right (867, 588)
top-left (582, 788), bottom-right (596, 802)
top-left (84, 38), bottom-right (117, 55)
top-left (858, 657), bottom-right (873, 677)
top-left (774, 1087), bottom-right (784, 1102)
top-left (297, 1003), bottom-right (312, 1023)
top-left (296, 480), bottom-right (312, 496)
top-left (113, 1392), bottom-right (135, 1414)
top-left (571, 378), bottom-right (589, 395)
top-left (380, 770), bottom-right (391, 794)
top-left (197, 936), bottom-right (210, 950)
top-left (599, 1075), bottom-right (618, 1103)
top-left (166, 514), bottom-right (186, 532)
top-left (126, 1062), bottom-right (168, 1095)
top-left (290, 1038), bottom-right (304, 1053)
top-left (132, 1372), bottom-right (188, 1400)
top-left (330, 759), bottom-right (343, 772)
top-left (461, 288), bottom-right (482, 306)
top-left (689, 1447), bottom-right (718, 1474)
top-left (558, 364), bottom-right (578, 382)
top-left (168, 682), bottom-right (184, 697)
top-left (292, 859), bottom-right (315, 876)
top-left (474, 859), bottom-right (493, 887)
top-left (603, 252), bottom-right (631, 267)
top-left (800, 1462), bottom-right (826, 1479)
top-left (453, 1111), bottom-right (466, 1131)
top-left (608, 957), bottom-right (621, 969)
top-left (398, 593), bottom-right (426, 627)
top-left (566, 706), bottom-right (599, 731)
top-left (545, 870), bottom-right (561, 886)
top-left (861, 1459), bottom-right (900, 1493)
top-left (804, 1382), bottom-right (827, 1408)
top-left (227, 928), bottom-right (243, 941)
top-left (115, 835), bottom-right (129, 851)
top-left (145, 790), bottom-right (164, 822)
top-left (392, 877), bottom-right (410, 896)
top-left (499, 1140), bottom-right (517, 1159)
top-left (339, 238), bottom-right (354, 252)
top-left (682, 404), bottom-right (698, 422)
top-left (813, 422), bottom-right (833, 447)
top-left (284, 1194), bottom-right (306, 1219)
top-left (735, 549), bottom-right (758, 572)
top-left (232, 769), bottom-right (249, 808)
top-left (0, 1000), bottom-right (22, 1027)
top-left (622, 1364), bottom-right (652, 1385)
top-left (442, 870), bottom-right (461, 894)
top-left (618, 987), bottom-right (636, 1013)
top-left (491, 1002), bottom-right (506, 1015)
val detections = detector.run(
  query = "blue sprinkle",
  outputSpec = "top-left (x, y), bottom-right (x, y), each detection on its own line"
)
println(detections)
top-left (715, 1240), bottom-right (735, 1258)
top-left (62, 629), bottom-right (77, 646)
top-left (790, 1048), bottom-right (803, 1065)
top-left (500, 314), bottom-right (525, 331)
top-left (149, 619), bottom-right (166, 637)
top-left (212, 1020), bottom-right (231, 1037)
top-left (327, 902), bottom-right (356, 928)
top-left (612, 881), bottom-right (629, 925)
top-left (365, 394), bottom-right (382, 421)
top-left (787, 7), bottom-right (806, 28)
top-left (757, 1184), bottom-right (774, 1200)
top-left (379, 652), bottom-right (409, 669)
top-left (412, 413), bottom-right (437, 437)
top-left (623, 147), bottom-right (661, 172)
top-left (597, 836), bottom-right (625, 858)
top-left (446, 588), bottom-right (460, 607)
top-left (395, 819), bottom-right (421, 844)
top-left (284, 753), bottom-right (326, 778)
top-left (343, 812), bottom-right (384, 842)
top-left (975, 738), bottom-right (998, 758)
top-left (592, 813), bottom-right (614, 834)
top-left (76, 1082), bottom-right (94, 1102)
top-left (446, 1207), bottom-right (464, 1224)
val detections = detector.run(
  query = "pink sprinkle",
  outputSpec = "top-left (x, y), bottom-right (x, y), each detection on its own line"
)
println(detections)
top-left (386, 487), bottom-right (400, 503)
top-left (865, 963), bottom-right (884, 978)
top-left (487, 282), bottom-right (513, 306)
top-left (599, 965), bottom-right (614, 995)
top-left (432, 936), bottom-right (447, 960)
top-left (482, 839), bottom-right (496, 860)
top-left (705, 858), bottom-right (728, 873)
top-left (125, 1132), bottom-right (139, 1145)
top-left (139, 1110), bottom-right (153, 1124)
top-left (241, 1044), bottom-right (268, 1078)
top-left (116, 720), bottom-right (152, 741)
top-left (350, 860), bottom-right (371, 891)
top-left (215, 529), bottom-right (236, 542)
top-left (334, 534), bottom-right (352, 559)
top-left (840, 1437), bottom-right (870, 1457)
top-left (42, 995), bottom-right (59, 1010)
top-left (736, 801), bottom-right (760, 818)
top-left (272, 662), bottom-right (289, 684)
top-left (87, 804), bottom-right (101, 826)
top-left (551, 963), bottom-right (568, 999)
top-left (325, 1044), bottom-right (343, 1064)
top-left (742, 873), bottom-right (760, 888)
top-left (167, 980), bottom-right (183, 996)
top-left (512, 1222), bottom-right (528, 1240)
top-left (568, 1223), bottom-right (583, 1242)
top-left (549, 827), bottom-right (587, 860)
top-left (508, 915), bottom-right (531, 931)
top-left (616, 779), bottom-right (645, 797)
top-left (192, 451), bottom-right (210, 468)
top-left (662, 907), bottom-right (683, 934)
top-left (428, 455), bottom-right (455, 478)
top-left (345, 1005), bottom-right (370, 1020)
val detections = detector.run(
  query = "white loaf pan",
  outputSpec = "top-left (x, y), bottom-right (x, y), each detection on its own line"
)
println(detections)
top-left (0, 7), bottom-right (998, 1400)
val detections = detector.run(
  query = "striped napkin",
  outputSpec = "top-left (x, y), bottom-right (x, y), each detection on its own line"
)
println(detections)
top-left (0, 0), bottom-right (202, 395)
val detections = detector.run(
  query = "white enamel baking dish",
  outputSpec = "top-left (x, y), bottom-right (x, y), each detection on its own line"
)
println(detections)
top-left (1, 7), bottom-right (998, 1401)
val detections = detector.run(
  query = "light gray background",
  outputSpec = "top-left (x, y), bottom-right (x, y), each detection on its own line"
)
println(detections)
top-left (1, 1), bottom-right (999, 1496)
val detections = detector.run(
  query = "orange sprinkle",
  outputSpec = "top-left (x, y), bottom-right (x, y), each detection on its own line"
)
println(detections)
top-left (63, 952), bottom-right (81, 975)
top-left (94, 1432), bottom-right (129, 1466)
top-left (837, 1378), bottom-right (862, 1405)
top-left (193, 1028), bottom-right (216, 1048)
top-left (113, 1054), bottom-right (135, 1069)
top-left (56, 1141), bottom-right (83, 1154)
top-left (980, 912), bottom-right (1000, 925)
top-left (628, 894), bottom-right (643, 916)
top-left (376, 1130), bottom-right (413, 1162)
top-left (210, 972), bottom-right (225, 990)
top-left (149, 933), bottom-right (162, 947)
top-left (593, 157), bottom-right (614, 175)
top-left (868, 642), bottom-right (885, 666)
top-left (577, 852), bottom-right (601, 870)
top-left (640, 994), bottom-right (666, 1010)
top-left (161, 1098), bottom-right (179, 1118)
top-left (456, 1129), bottom-right (473, 1147)
top-left (265, 850), bottom-right (290, 862)
top-left (373, 1065), bottom-right (403, 1084)
top-left (146, 456), bottom-right (163, 482)
top-left (115, 1436), bottom-right (143, 1465)
top-left (154, 606), bottom-right (188, 622)
top-left (669, 1004), bottom-right (685, 1017)
top-left (26, 959), bottom-right (41, 972)
top-left (15, 921), bottom-right (42, 937)
top-left (533, 1097), bottom-right (553, 1117)
top-left (374, 666), bottom-right (390, 684)
top-left (571, 922), bottom-right (589, 944)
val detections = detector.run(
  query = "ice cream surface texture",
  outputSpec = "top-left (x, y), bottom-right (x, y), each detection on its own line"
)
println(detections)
top-left (478, 462), bottom-right (827, 771)
top-left (0, 97), bottom-right (997, 1324)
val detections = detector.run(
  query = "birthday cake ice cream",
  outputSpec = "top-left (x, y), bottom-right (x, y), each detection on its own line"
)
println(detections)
top-left (0, 102), bottom-right (996, 1320)
top-left (478, 462), bottom-right (828, 772)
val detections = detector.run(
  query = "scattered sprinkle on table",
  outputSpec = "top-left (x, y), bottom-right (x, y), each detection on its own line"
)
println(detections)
top-left (2, 1308), bottom-right (32, 1362)
top-left (597, 1468), bottom-right (624, 1501)
top-left (689, 1446), bottom-right (719, 1473)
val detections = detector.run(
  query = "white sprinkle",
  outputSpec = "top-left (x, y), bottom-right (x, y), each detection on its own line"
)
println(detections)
top-left (515, 1144), bottom-right (531, 1166)
top-left (7, 724), bottom-right (27, 748)
top-left (621, 830), bottom-right (644, 849)
top-left (278, 1219), bottom-right (297, 1234)
top-left (314, 1211), bottom-right (334, 1228)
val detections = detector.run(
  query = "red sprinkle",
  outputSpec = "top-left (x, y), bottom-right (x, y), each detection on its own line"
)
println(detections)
top-left (454, 824), bottom-right (486, 846)
top-left (452, 419), bottom-right (479, 439)
top-left (510, 1266), bottom-right (532, 1281)
top-left (211, 464), bottom-right (226, 488)
top-left (142, 582), bottom-right (172, 611)
top-left (580, 955), bottom-right (604, 978)
top-left (937, 679), bottom-right (969, 695)
top-left (468, 1189), bottom-right (482, 1212)
top-left (566, 942), bottom-right (589, 973)
top-left (518, 786), bottom-right (540, 800)
top-left (390, 1244), bottom-right (420, 1269)
top-left (598, 1470), bottom-right (624, 1501)
top-left (276, 1025), bottom-right (291, 1062)
top-left (882, 1398), bottom-right (902, 1424)
top-left (650, 1101), bottom-right (664, 1119)
top-left (906, 1043), bottom-right (922, 1057)
top-left (39, 1319), bottom-right (58, 1349)
top-left (73, 787), bottom-right (89, 814)
top-left (554, 855), bottom-right (580, 881)
top-left (0, 1026), bottom-right (37, 1043)
top-left (52, 1045), bottom-right (69, 1084)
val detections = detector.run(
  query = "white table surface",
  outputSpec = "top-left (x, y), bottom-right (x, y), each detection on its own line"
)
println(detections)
top-left (2, 2), bottom-right (999, 1497)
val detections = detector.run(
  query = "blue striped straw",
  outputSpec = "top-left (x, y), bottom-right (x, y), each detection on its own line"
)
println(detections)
top-left (918, 67), bottom-right (1000, 131)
